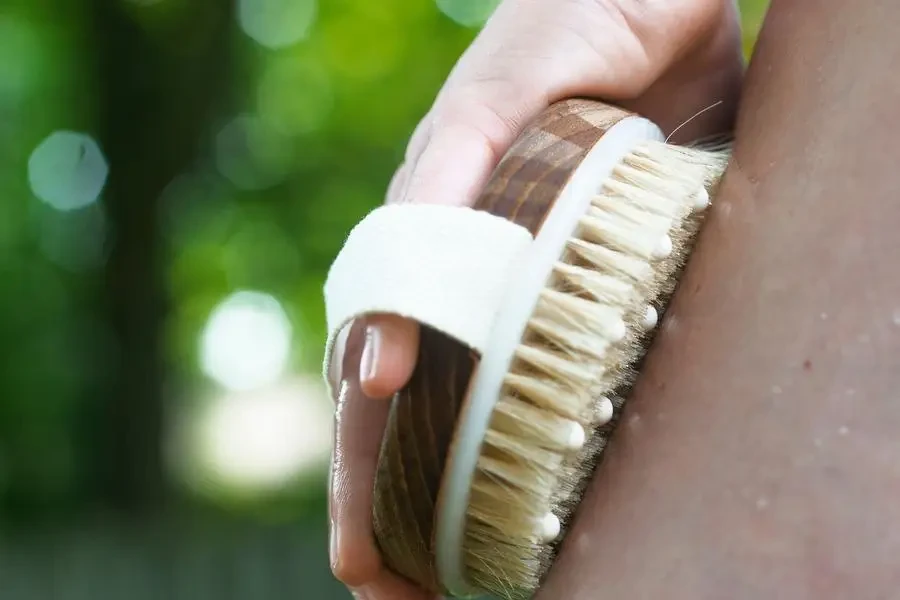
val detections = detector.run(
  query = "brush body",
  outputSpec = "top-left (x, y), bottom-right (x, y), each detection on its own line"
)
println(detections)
top-left (325, 99), bottom-right (731, 599)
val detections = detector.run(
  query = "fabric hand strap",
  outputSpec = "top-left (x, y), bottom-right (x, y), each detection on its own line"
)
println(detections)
top-left (322, 204), bottom-right (533, 392)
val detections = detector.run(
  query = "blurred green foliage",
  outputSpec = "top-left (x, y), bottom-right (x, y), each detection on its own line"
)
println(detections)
top-left (0, 0), bottom-right (769, 597)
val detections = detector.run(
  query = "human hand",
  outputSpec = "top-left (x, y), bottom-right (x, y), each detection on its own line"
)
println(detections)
top-left (329, 1), bottom-right (745, 598)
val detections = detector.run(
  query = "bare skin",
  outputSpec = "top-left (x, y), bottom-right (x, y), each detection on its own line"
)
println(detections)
top-left (537, 1), bottom-right (900, 598)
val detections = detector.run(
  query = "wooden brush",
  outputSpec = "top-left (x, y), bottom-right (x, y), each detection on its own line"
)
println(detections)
top-left (323, 99), bottom-right (732, 599)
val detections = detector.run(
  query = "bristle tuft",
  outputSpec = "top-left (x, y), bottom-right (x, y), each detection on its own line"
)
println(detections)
top-left (461, 137), bottom-right (731, 599)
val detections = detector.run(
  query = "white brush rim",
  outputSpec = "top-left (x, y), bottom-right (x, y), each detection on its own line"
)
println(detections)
top-left (435, 116), bottom-right (665, 597)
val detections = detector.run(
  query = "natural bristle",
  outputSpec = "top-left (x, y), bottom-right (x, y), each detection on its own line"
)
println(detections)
top-left (461, 137), bottom-right (731, 599)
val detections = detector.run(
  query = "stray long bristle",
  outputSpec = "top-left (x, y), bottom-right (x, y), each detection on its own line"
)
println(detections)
top-left (462, 138), bottom-right (731, 599)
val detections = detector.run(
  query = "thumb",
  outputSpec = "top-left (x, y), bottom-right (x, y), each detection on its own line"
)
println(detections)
top-left (359, 314), bottom-right (420, 399)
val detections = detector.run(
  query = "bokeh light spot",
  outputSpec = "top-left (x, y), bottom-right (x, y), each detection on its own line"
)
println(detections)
top-left (190, 378), bottom-right (332, 491)
top-left (200, 291), bottom-right (292, 391)
top-left (434, 0), bottom-right (501, 27)
top-left (257, 57), bottom-right (333, 136)
top-left (238, 0), bottom-right (317, 49)
top-left (28, 131), bottom-right (109, 212)
top-left (214, 114), bottom-right (293, 191)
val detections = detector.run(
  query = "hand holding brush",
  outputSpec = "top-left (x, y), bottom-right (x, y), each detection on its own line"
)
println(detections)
top-left (326, 1), bottom-right (745, 598)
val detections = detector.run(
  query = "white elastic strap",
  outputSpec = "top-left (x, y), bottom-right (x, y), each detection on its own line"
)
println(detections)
top-left (322, 204), bottom-right (533, 394)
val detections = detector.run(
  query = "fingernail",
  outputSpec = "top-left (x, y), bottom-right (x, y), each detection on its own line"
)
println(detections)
top-left (329, 521), bottom-right (340, 573)
top-left (360, 325), bottom-right (380, 384)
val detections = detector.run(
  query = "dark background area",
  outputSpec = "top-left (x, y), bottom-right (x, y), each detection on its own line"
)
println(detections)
top-left (0, 0), bottom-right (768, 597)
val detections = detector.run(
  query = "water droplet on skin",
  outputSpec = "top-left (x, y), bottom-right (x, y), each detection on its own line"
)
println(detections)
top-left (814, 437), bottom-right (824, 449)
top-left (627, 413), bottom-right (642, 431)
top-left (893, 309), bottom-right (900, 327)
top-left (663, 314), bottom-right (679, 335)
top-left (756, 497), bottom-right (769, 511)
top-left (820, 312), bottom-right (828, 320)
top-left (771, 385), bottom-right (783, 395)
top-left (838, 426), bottom-right (849, 436)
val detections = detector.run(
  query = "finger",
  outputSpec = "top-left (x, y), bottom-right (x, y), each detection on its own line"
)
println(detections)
top-left (616, 0), bottom-right (745, 141)
top-left (330, 320), bottom-right (385, 587)
top-left (351, 573), bottom-right (439, 600)
top-left (330, 321), bottom-right (432, 599)
top-left (365, 131), bottom-right (426, 398)
top-left (359, 314), bottom-right (420, 400)
top-left (399, 83), bottom-right (544, 207)
top-left (367, 114), bottom-right (428, 398)
top-left (329, 156), bottom-right (412, 399)
top-left (386, 162), bottom-right (411, 206)
top-left (327, 322), bottom-right (353, 401)
top-left (398, 0), bottom-right (743, 206)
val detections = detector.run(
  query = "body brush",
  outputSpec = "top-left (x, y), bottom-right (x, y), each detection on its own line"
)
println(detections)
top-left (323, 99), bottom-right (732, 599)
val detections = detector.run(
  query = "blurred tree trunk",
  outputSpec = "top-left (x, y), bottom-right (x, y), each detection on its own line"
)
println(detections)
top-left (90, 0), bottom-right (233, 511)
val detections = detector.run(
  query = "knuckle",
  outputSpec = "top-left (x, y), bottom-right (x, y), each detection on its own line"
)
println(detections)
top-left (404, 112), bottom-right (434, 164)
top-left (571, 0), bottom-right (729, 96)
top-left (607, 0), bottom-right (727, 44)
top-left (385, 163), bottom-right (410, 204)
top-left (431, 79), bottom-right (535, 159)
top-left (330, 548), bottom-right (381, 587)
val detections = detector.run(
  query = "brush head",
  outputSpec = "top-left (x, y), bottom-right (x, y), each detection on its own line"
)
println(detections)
top-left (369, 99), bottom-right (731, 599)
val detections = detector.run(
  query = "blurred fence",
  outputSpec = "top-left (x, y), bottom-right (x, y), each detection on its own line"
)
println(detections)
top-left (0, 522), bottom-right (348, 600)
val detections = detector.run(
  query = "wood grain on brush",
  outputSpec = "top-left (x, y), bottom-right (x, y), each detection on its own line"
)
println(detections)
top-left (372, 99), bottom-right (634, 593)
